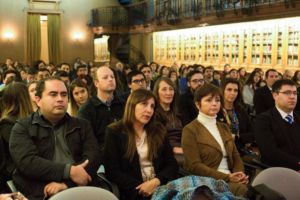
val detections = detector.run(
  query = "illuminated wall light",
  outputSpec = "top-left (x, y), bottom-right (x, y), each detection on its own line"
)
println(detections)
top-left (72, 32), bottom-right (83, 42)
top-left (3, 31), bottom-right (14, 41)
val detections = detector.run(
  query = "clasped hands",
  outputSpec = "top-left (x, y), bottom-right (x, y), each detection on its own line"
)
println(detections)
top-left (229, 171), bottom-right (249, 184)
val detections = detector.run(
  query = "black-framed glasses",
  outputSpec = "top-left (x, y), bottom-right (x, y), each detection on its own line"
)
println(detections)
top-left (276, 90), bottom-right (297, 96)
top-left (132, 79), bottom-right (146, 84)
top-left (190, 79), bottom-right (204, 84)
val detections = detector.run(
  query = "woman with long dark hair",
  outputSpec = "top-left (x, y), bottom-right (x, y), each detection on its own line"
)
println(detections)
top-left (153, 77), bottom-right (183, 164)
top-left (103, 89), bottom-right (178, 200)
top-left (68, 79), bottom-right (90, 116)
top-left (0, 82), bottom-right (33, 191)
top-left (242, 70), bottom-right (261, 110)
top-left (218, 78), bottom-right (254, 152)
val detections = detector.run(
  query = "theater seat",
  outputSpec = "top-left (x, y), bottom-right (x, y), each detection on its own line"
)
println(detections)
top-left (48, 186), bottom-right (118, 200)
top-left (252, 167), bottom-right (300, 199)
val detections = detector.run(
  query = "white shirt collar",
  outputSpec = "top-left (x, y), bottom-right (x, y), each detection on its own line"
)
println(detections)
top-left (275, 106), bottom-right (293, 120)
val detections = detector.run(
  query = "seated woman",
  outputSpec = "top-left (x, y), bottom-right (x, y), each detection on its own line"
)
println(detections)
top-left (27, 81), bottom-right (38, 112)
top-left (218, 78), bottom-right (254, 152)
top-left (68, 79), bottom-right (90, 116)
top-left (242, 70), bottom-right (261, 113)
top-left (153, 77), bottom-right (183, 164)
top-left (0, 82), bottom-right (33, 191)
top-left (104, 89), bottom-right (178, 200)
top-left (182, 84), bottom-right (248, 197)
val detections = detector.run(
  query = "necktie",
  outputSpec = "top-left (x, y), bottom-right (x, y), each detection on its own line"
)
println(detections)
top-left (285, 114), bottom-right (293, 124)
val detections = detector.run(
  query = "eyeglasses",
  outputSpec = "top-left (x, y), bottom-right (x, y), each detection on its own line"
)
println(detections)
top-left (132, 79), bottom-right (146, 84)
top-left (190, 79), bottom-right (204, 84)
top-left (276, 90), bottom-right (297, 96)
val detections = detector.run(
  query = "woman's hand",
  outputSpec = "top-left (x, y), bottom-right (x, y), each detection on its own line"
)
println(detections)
top-left (229, 172), bottom-right (249, 184)
top-left (173, 147), bottom-right (183, 154)
top-left (43, 182), bottom-right (68, 197)
top-left (136, 178), bottom-right (161, 197)
top-left (0, 193), bottom-right (27, 200)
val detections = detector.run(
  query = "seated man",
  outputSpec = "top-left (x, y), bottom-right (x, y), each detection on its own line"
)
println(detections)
top-left (9, 77), bottom-right (100, 200)
top-left (254, 79), bottom-right (300, 170)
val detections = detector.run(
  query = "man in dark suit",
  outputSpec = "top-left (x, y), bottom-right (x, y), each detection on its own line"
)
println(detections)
top-left (254, 79), bottom-right (300, 170)
top-left (253, 69), bottom-right (279, 115)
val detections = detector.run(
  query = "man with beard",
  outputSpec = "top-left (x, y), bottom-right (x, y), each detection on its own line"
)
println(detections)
top-left (254, 79), bottom-right (300, 171)
top-left (179, 70), bottom-right (205, 126)
top-left (78, 66), bottom-right (125, 164)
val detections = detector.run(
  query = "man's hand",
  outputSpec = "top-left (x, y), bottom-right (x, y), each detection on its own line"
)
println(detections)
top-left (43, 182), bottom-right (68, 197)
top-left (136, 178), bottom-right (160, 197)
top-left (70, 159), bottom-right (92, 186)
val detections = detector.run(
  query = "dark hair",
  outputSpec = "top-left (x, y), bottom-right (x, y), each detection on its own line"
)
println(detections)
top-left (35, 77), bottom-right (67, 98)
top-left (265, 69), bottom-right (277, 79)
top-left (1, 82), bottom-right (33, 121)
top-left (292, 70), bottom-right (300, 83)
top-left (222, 78), bottom-right (243, 110)
top-left (27, 67), bottom-right (38, 75)
top-left (55, 70), bottom-right (69, 78)
top-left (69, 79), bottom-right (90, 116)
top-left (126, 70), bottom-right (145, 84)
top-left (245, 70), bottom-right (261, 86)
top-left (159, 66), bottom-right (169, 76)
top-left (38, 68), bottom-right (50, 74)
top-left (76, 64), bottom-right (88, 72)
top-left (203, 66), bottom-right (214, 73)
top-left (110, 89), bottom-right (165, 162)
top-left (272, 79), bottom-right (296, 93)
top-left (186, 70), bottom-right (203, 82)
top-left (194, 83), bottom-right (222, 103)
top-left (139, 64), bottom-right (151, 72)
top-left (153, 77), bottom-right (178, 115)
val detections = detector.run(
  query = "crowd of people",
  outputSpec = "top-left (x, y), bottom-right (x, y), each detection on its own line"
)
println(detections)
top-left (0, 57), bottom-right (300, 200)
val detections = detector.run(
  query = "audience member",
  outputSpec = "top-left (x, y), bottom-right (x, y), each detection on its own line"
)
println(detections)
top-left (68, 79), bottom-right (90, 117)
top-left (0, 82), bottom-right (33, 192)
top-left (153, 77), bottom-right (183, 164)
top-left (104, 89), bottom-right (178, 200)
top-left (182, 84), bottom-right (248, 196)
top-left (36, 68), bottom-right (50, 81)
top-left (27, 81), bottom-right (38, 112)
top-left (254, 79), bottom-right (300, 170)
top-left (179, 70), bottom-right (204, 126)
top-left (140, 65), bottom-right (154, 90)
top-left (217, 79), bottom-right (254, 152)
top-left (203, 66), bottom-right (214, 84)
top-left (242, 70), bottom-right (261, 111)
top-left (9, 77), bottom-right (100, 200)
top-left (253, 69), bottom-right (279, 114)
top-left (282, 69), bottom-right (293, 80)
top-left (78, 66), bottom-right (124, 164)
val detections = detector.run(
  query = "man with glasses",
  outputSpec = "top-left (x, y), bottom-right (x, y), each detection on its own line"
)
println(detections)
top-left (179, 71), bottom-right (205, 126)
top-left (120, 70), bottom-right (147, 102)
top-left (254, 79), bottom-right (300, 170)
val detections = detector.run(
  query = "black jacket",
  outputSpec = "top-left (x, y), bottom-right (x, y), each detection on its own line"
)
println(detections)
top-left (9, 112), bottom-right (100, 199)
top-left (103, 122), bottom-right (179, 200)
top-left (178, 90), bottom-right (198, 126)
top-left (254, 108), bottom-right (300, 170)
top-left (253, 85), bottom-right (275, 115)
top-left (217, 107), bottom-right (254, 147)
top-left (0, 119), bottom-right (15, 191)
top-left (78, 95), bottom-right (124, 163)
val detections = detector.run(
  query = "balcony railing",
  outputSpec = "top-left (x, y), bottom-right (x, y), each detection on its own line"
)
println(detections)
top-left (90, 0), bottom-right (294, 28)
